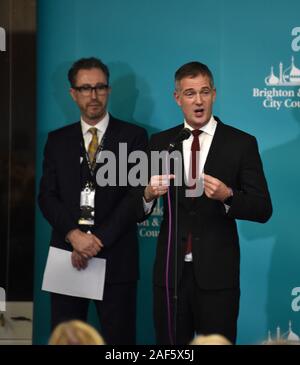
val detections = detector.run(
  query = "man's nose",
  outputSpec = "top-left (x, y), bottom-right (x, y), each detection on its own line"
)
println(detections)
top-left (195, 92), bottom-right (203, 104)
top-left (91, 88), bottom-right (97, 98)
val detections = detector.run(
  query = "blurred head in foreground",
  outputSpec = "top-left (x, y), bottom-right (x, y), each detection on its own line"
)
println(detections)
top-left (49, 320), bottom-right (105, 345)
top-left (190, 334), bottom-right (232, 345)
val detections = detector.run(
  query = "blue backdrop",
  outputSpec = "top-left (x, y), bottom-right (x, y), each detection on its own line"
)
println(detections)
top-left (34, 0), bottom-right (300, 344)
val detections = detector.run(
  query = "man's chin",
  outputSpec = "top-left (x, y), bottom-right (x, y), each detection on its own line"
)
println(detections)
top-left (188, 118), bottom-right (209, 128)
top-left (88, 113), bottom-right (104, 120)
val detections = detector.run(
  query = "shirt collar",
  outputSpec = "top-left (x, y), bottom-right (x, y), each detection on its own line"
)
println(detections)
top-left (184, 115), bottom-right (217, 136)
top-left (81, 112), bottom-right (110, 136)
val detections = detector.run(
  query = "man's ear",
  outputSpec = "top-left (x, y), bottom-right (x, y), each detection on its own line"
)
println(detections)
top-left (212, 88), bottom-right (216, 103)
top-left (174, 90), bottom-right (182, 107)
top-left (70, 87), bottom-right (77, 102)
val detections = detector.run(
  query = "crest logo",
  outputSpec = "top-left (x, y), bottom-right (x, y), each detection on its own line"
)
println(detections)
top-left (252, 27), bottom-right (300, 110)
top-left (263, 320), bottom-right (300, 344)
top-left (265, 56), bottom-right (300, 86)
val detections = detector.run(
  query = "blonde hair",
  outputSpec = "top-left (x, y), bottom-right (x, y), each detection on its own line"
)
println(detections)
top-left (190, 334), bottom-right (232, 345)
top-left (49, 320), bottom-right (105, 345)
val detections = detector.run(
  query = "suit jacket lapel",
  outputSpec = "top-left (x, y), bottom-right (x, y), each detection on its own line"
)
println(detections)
top-left (65, 122), bottom-right (82, 197)
top-left (166, 125), bottom-right (193, 208)
top-left (174, 139), bottom-right (188, 205)
top-left (203, 119), bottom-right (224, 175)
top-left (101, 115), bottom-right (119, 154)
top-left (94, 116), bottom-right (120, 202)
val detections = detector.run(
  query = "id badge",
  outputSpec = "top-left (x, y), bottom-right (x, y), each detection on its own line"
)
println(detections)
top-left (78, 183), bottom-right (95, 225)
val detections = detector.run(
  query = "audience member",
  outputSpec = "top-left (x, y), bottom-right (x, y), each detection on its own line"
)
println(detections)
top-left (190, 334), bottom-right (232, 345)
top-left (49, 320), bottom-right (105, 345)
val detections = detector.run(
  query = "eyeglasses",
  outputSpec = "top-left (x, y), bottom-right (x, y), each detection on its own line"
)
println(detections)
top-left (73, 84), bottom-right (109, 96)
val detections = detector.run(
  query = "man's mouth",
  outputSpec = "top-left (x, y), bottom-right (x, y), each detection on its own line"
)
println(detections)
top-left (194, 108), bottom-right (204, 117)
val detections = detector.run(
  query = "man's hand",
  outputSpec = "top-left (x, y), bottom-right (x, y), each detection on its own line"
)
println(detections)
top-left (203, 174), bottom-right (232, 202)
top-left (71, 250), bottom-right (88, 270)
top-left (144, 175), bottom-right (175, 202)
top-left (66, 229), bottom-right (103, 259)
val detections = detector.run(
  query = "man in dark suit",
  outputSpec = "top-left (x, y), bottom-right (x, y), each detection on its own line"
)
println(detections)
top-left (39, 57), bottom-right (148, 345)
top-left (144, 61), bottom-right (272, 345)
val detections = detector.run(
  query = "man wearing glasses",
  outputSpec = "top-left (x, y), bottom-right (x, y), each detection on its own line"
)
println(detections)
top-left (39, 57), bottom-right (148, 345)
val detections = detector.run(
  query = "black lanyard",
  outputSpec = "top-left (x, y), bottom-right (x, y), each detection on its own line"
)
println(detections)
top-left (81, 131), bottom-right (106, 178)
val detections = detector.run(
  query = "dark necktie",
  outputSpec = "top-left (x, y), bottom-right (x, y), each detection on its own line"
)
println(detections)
top-left (185, 129), bottom-right (202, 255)
top-left (188, 129), bottom-right (202, 189)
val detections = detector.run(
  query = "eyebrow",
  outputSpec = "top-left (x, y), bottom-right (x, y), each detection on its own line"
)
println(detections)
top-left (77, 83), bottom-right (107, 87)
top-left (183, 86), bottom-right (211, 92)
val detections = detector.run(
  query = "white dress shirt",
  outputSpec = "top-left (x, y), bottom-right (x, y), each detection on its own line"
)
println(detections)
top-left (81, 112), bottom-right (109, 151)
top-left (182, 115), bottom-right (217, 181)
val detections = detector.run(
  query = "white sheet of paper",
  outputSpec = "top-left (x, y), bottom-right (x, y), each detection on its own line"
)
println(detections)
top-left (42, 246), bottom-right (106, 300)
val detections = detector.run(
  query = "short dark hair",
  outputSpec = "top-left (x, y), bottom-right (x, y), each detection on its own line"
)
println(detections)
top-left (175, 61), bottom-right (214, 88)
top-left (68, 57), bottom-right (110, 87)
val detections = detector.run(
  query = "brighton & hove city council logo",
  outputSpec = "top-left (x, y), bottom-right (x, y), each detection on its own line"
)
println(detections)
top-left (253, 27), bottom-right (300, 110)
